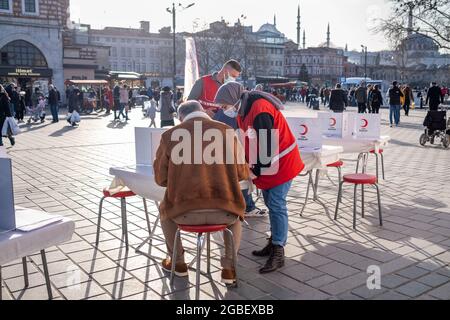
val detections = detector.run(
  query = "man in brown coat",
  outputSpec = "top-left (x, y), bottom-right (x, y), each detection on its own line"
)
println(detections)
top-left (154, 100), bottom-right (249, 285)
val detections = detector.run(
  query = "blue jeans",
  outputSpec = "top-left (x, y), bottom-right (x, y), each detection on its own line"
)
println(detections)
top-left (50, 104), bottom-right (59, 122)
top-left (119, 103), bottom-right (128, 119)
top-left (390, 105), bottom-right (401, 125)
top-left (262, 180), bottom-right (293, 247)
top-left (242, 190), bottom-right (256, 212)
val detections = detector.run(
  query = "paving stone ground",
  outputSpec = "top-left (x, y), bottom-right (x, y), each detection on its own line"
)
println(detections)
top-left (1, 103), bottom-right (449, 300)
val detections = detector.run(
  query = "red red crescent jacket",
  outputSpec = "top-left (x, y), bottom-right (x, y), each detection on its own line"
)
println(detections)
top-left (198, 75), bottom-right (222, 113)
top-left (238, 99), bottom-right (304, 190)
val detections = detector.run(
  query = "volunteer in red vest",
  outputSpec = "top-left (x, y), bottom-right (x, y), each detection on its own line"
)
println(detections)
top-left (188, 60), bottom-right (242, 118)
top-left (189, 60), bottom-right (267, 219)
top-left (215, 82), bottom-right (305, 274)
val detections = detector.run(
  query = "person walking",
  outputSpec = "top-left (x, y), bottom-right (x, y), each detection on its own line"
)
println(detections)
top-left (215, 82), bottom-right (305, 274)
top-left (355, 83), bottom-right (368, 113)
top-left (119, 84), bottom-right (130, 121)
top-left (370, 85), bottom-right (383, 114)
top-left (9, 84), bottom-right (19, 119)
top-left (48, 85), bottom-right (59, 123)
top-left (388, 81), bottom-right (404, 127)
top-left (16, 91), bottom-right (26, 123)
top-left (159, 87), bottom-right (175, 127)
top-left (426, 82), bottom-right (444, 111)
top-left (113, 83), bottom-right (121, 120)
top-left (403, 85), bottom-right (414, 116)
top-left (148, 98), bottom-right (157, 128)
top-left (329, 83), bottom-right (348, 113)
top-left (0, 84), bottom-right (15, 147)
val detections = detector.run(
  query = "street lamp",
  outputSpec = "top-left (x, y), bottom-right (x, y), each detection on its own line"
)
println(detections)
top-left (167, 2), bottom-right (195, 102)
top-left (361, 45), bottom-right (368, 84)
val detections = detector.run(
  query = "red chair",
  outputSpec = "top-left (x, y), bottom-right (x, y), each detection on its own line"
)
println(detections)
top-left (170, 224), bottom-right (238, 300)
top-left (370, 149), bottom-right (385, 180)
top-left (334, 174), bottom-right (383, 230)
top-left (356, 149), bottom-right (386, 180)
top-left (327, 160), bottom-right (344, 183)
top-left (96, 188), bottom-right (150, 249)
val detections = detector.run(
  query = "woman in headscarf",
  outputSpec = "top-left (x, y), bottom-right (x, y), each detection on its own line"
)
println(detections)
top-left (215, 82), bottom-right (304, 274)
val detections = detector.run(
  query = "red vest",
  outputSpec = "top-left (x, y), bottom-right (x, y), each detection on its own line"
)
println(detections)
top-left (198, 75), bottom-right (222, 113)
top-left (237, 99), bottom-right (304, 190)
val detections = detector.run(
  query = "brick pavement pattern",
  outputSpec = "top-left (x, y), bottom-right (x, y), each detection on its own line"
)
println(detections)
top-left (1, 104), bottom-right (449, 300)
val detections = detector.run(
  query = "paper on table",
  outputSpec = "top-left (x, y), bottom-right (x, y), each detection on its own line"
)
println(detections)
top-left (15, 207), bottom-right (64, 232)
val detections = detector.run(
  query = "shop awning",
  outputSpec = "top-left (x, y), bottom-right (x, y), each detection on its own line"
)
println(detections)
top-left (66, 80), bottom-right (109, 85)
top-left (109, 71), bottom-right (144, 81)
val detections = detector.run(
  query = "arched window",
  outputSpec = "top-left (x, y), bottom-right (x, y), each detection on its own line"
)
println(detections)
top-left (0, 40), bottom-right (48, 67)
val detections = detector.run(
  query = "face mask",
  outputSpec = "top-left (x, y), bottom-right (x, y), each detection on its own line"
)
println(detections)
top-left (224, 101), bottom-right (241, 118)
top-left (224, 72), bottom-right (237, 84)
top-left (224, 108), bottom-right (238, 118)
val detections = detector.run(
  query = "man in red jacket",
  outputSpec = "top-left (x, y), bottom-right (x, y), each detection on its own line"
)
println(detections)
top-left (188, 60), bottom-right (242, 118)
top-left (215, 82), bottom-right (304, 274)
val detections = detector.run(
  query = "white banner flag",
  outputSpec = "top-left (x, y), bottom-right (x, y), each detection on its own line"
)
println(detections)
top-left (184, 37), bottom-right (199, 100)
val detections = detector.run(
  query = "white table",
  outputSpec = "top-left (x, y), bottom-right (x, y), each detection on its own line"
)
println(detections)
top-left (0, 207), bottom-right (75, 300)
top-left (323, 135), bottom-right (390, 154)
top-left (297, 145), bottom-right (344, 215)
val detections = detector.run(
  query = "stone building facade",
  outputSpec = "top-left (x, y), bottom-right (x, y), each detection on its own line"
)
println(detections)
top-left (0, 0), bottom-right (69, 95)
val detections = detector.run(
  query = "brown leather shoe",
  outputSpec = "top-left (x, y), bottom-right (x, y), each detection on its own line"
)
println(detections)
top-left (161, 259), bottom-right (188, 277)
top-left (221, 269), bottom-right (237, 285)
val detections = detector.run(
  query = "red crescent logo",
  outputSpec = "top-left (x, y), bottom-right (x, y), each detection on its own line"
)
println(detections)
top-left (300, 124), bottom-right (309, 136)
top-left (361, 119), bottom-right (369, 128)
top-left (330, 118), bottom-right (337, 127)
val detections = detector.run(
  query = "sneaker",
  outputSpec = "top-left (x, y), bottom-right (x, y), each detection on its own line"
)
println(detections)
top-left (161, 258), bottom-right (189, 277)
top-left (245, 208), bottom-right (268, 218)
top-left (221, 269), bottom-right (237, 285)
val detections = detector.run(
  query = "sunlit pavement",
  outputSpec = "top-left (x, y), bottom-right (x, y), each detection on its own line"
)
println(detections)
top-left (2, 103), bottom-right (449, 300)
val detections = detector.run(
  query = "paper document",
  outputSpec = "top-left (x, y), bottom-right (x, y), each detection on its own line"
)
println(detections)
top-left (15, 207), bottom-right (63, 232)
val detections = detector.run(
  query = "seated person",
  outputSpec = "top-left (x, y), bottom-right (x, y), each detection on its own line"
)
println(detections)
top-left (154, 101), bottom-right (249, 285)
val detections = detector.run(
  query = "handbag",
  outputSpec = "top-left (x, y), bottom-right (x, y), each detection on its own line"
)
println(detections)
top-left (6, 117), bottom-right (21, 136)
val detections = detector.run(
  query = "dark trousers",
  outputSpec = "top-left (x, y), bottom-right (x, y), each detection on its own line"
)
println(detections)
top-left (358, 103), bottom-right (367, 113)
top-left (403, 103), bottom-right (410, 116)
top-left (372, 106), bottom-right (380, 114)
top-left (161, 119), bottom-right (175, 128)
top-left (50, 104), bottom-right (59, 122)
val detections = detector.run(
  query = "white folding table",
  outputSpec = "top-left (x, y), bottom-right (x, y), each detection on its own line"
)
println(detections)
top-left (0, 207), bottom-right (75, 300)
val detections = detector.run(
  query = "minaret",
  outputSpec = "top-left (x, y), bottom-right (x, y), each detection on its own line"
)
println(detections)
top-left (407, 5), bottom-right (413, 35)
top-left (297, 4), bottom-right (301, 48)
top-left (303, 30), bottom-right (306, 49)
top-left (345, 43), bottom-right (348, 52)
top-left (326, 23), bottom-right (331, 48)
top-left (274, 15), bottom-right (277, 27)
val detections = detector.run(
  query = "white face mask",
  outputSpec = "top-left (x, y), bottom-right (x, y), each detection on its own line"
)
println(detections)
top-left (223, 101), bottom-right (241, 118)
top-left (224, 72), bottom-right (237, 84)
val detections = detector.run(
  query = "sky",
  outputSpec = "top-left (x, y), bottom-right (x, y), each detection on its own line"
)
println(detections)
top-left (70, 0), bottom-right (393, 51)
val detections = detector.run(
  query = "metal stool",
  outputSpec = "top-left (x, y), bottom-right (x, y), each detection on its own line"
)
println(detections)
top-left (370, 149), bottom-right (386, 180)
top-left (334, 174), bottom-right (383, 230)
top-left (96, 188), bottom-right (150, 249)
top-left (170, 224), bottom-right (238, 300)
top-left (327, 160), bottom-right (344, 184)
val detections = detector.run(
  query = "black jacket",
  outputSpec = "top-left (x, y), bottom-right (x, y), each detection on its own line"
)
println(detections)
top-left (388, 86), bottom-right (404, 106)
top-left (426, 86), bottom-right (444, 110)
top-left (0, 93), bottom-right (12, 119)
top-left (48, 88), bottom-right (58, 105)
top-left (329, 89), bottom-right (348, 112)
top-left (370, 90), bottom-right (383, 108)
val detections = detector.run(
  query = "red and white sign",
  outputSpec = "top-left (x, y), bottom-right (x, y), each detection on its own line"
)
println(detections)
top-left (318, 112), bottom-right (352, 138)
top-left (286, 117), bottom-right (323, 149)
top-left (352, 114), bottom-right (381, 139)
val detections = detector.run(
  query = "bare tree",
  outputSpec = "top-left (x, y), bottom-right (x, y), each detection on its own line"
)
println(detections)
top-left (375, 0), bottom-right (450, 50)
